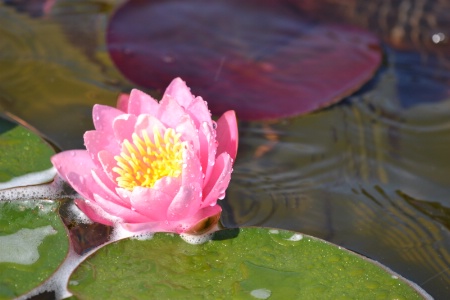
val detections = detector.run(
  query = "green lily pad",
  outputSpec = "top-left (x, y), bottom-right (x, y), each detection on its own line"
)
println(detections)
top-left (0, 118), bottom-right (54, 182)
top-left (69, 228), bottom-right (430, 299)
top-left (0, 200), bottom-right (68, 299)
top-left (0, 118), bottom-right (69, 299)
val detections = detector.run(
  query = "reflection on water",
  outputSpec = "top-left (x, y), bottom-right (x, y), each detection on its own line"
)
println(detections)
top-left (0, 0), bottom-right (127, 150)
top-left (0, 1), bottom-right (449, 299)
top-left (222, 55), bottom-right (450, 298)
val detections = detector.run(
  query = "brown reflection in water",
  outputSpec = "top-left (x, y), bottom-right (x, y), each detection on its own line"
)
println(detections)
top-left (400, 191), bottom-right (450, 232)
top-left (290, 0), bottom-right (450, 62)
top-left (59, 199), bottom-right (112, 255)
top-left (355, 186), bottom-right (450, 293)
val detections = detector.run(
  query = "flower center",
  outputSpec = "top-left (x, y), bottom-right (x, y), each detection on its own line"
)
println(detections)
top-left (112, 128), bottom-right (184, 191)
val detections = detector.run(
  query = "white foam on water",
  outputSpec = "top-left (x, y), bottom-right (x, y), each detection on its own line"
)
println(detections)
top-left (130, 232), bottom-right (155, 241)
top-left (287, 233), bottom-right (303, 241)
top-left (111, 224), bottom-right (137, 241)
top-left (67, 201), bottom-right (92, 224)
top-left (22, 225), bottom-right (137, 300)
top-left (0, 225), bottom-right (56, 265)
top-left (0, 167), bottom-right (57, 190)
top-left (250, 288), bottom-right (272, 299)
top-left (0, 175), bottom-right (77, 202)
top-left (180, 231), bottom-right (214, 245)
top-left (18, 249), bottom-right (90, 300)
top-left (15, 242), bottom-right (116, 300)
top-left (112, 224), bottom-right (154, 241)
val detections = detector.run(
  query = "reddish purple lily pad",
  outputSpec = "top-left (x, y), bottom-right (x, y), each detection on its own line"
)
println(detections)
top-left (107, 0), bottom-right (382, 120)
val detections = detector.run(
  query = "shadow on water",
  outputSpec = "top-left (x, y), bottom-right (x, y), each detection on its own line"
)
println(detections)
top-left (0, 0), bottom-right (449, 299)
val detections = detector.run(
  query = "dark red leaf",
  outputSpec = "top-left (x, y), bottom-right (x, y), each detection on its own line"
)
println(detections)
top-left (107, 0), bottom-right (382, 120)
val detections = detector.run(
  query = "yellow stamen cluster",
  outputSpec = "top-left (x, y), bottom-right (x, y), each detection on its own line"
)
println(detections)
top-left (113, 128), bottom-right (184, 191)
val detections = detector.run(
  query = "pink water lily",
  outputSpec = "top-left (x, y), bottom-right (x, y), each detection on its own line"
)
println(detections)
top-left (51, 78), bottom-right (238, 234)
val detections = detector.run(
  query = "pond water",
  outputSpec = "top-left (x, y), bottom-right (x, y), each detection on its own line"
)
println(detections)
top-left (0, 0), bottom-right (449, 299)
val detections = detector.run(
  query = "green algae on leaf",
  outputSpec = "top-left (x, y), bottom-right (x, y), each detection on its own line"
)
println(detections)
top-left (69, 228), bottom-right (430, 299)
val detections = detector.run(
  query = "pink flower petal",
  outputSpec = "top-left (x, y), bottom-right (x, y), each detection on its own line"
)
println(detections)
top-left (175, 114), bottom-right (200, 153)
top-left (116, 187), bottom-right (132, 202)
top-left (51, 150), bottom-right (84, 182)
top-left (127, 89), bottom-right (159, 115)
top-left (116, 93), bottom-right (130, 112)
top-left (134, 114), bottom-right (166, 137)
top-left (91, 169), bottom-right (130, 208)
top-left (177, 205), bottom-right (222, 233)
top-left (185, 96), bottom-right (212, 128)
top-left (98, 150), bottom-right (119, 183)
top-left (51, 150), bottom-right (96, 200)
top-left (66, 171), bottom-right (94, 201)
top-left (181, 148), bottom-right (203, 187)
top-left (167, 182), bottom-right (202, 221)
top-left (130, 176), bottom-right (181, 220)
top-left (93, 193), bottom-right (151, 223)
top-left (157, 95), bottom-right (188, 128)
top-left (84, 130), bottom-right (120, 165)
top-left (163, 77), bottom-right (195, 109)
top-left (112, 114), bottom-right (138, 144)
top-left (75, 199), bottom-right (115, 226)
top-left (202, 152), bottom-right (232, 207)
top-left (92, 104), bottom-right (123, 134)
top-left (120, 221), bottom-right (173, 233)
top-left (197, 120), bottom-right (217, 187)
top-left (216, 110), bottom-right (238, 160)
top-left (152, 175), bottom-right (181, 199)
top-left (121, 205), bottom-right (221, 233)
top-left (129, 188), bottom-right (172, 221)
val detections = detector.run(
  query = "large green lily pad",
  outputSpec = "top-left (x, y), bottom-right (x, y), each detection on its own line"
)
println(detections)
top-left (69, 228), bottom-right (429, 299)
